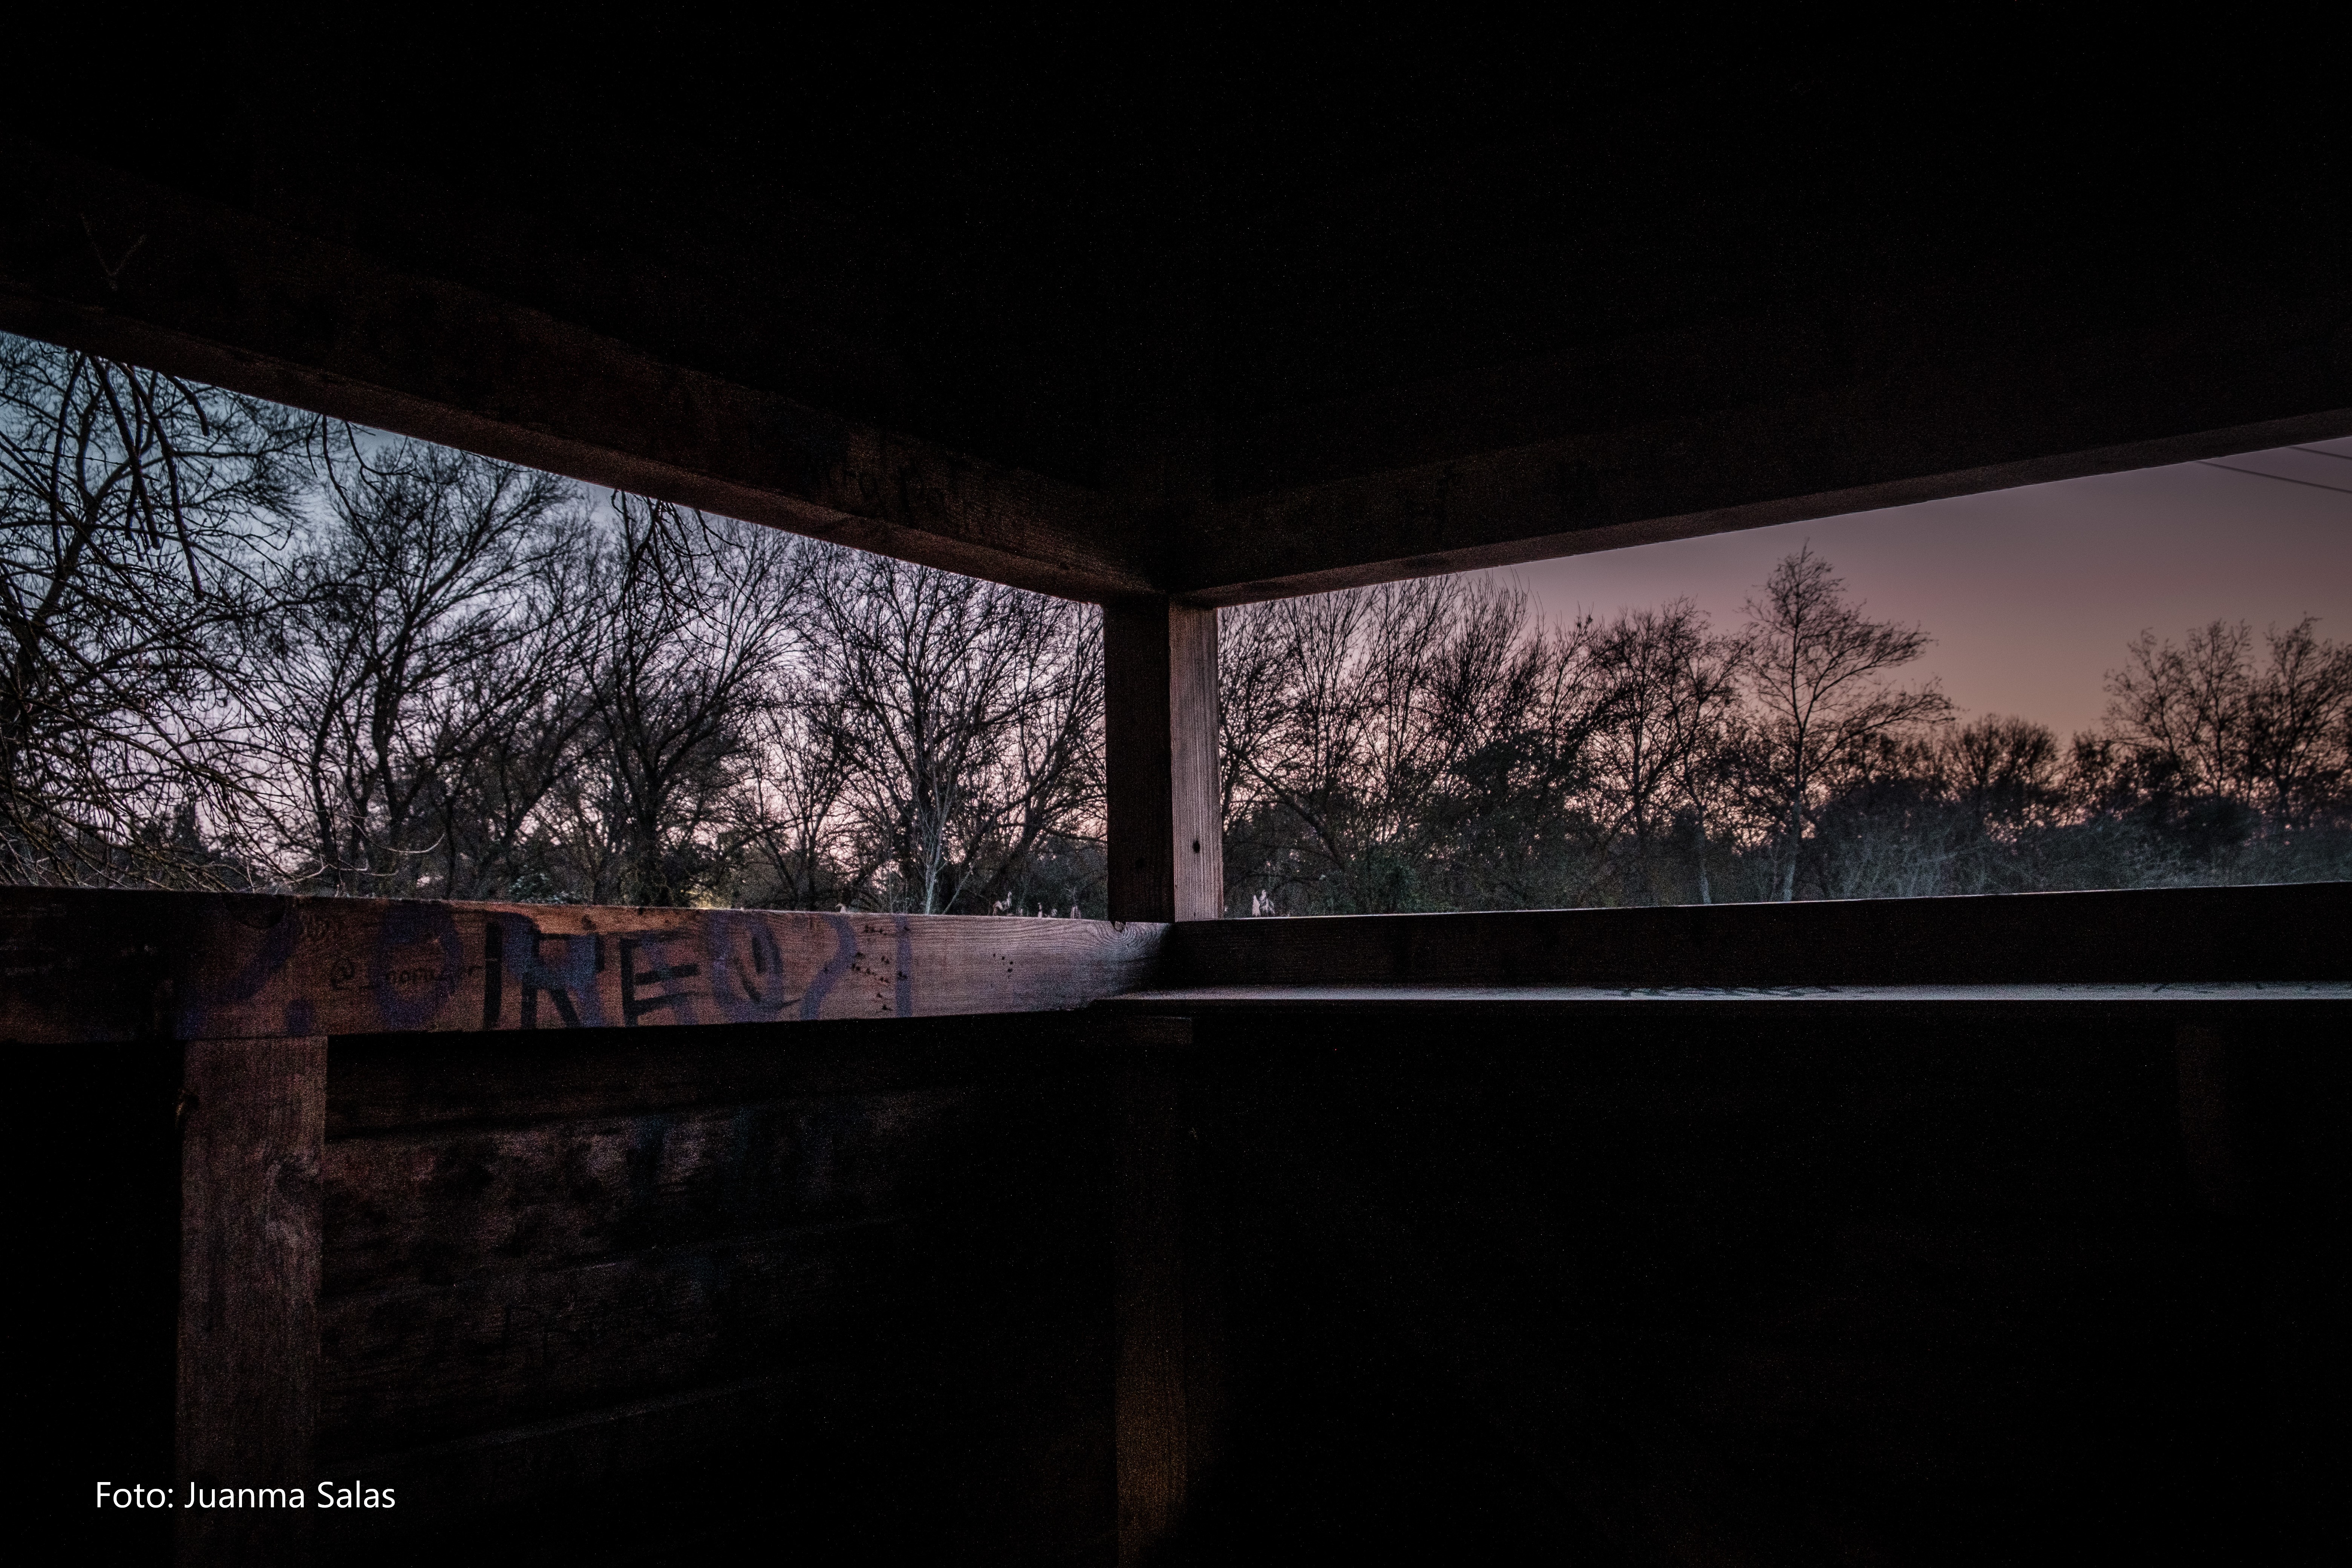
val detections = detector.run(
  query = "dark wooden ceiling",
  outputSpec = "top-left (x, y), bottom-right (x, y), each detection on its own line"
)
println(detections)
top-left (4, 16), bottom-right (2345, 601)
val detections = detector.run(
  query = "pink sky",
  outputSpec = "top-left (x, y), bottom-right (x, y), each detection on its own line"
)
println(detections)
top-left (1499, 436), bottom-right (2352, 741)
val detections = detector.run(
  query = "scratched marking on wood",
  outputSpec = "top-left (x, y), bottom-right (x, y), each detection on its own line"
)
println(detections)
top-left (0, 889), bottom-right (1165, 1041)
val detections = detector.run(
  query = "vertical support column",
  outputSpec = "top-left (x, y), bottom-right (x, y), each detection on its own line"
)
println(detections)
top-left (1114, 1014), bottom-right (1225, 1565)
top-left (2174, 1021), bottom-right (2240, 1214)
top-left (177, 1036), bottom-right (327, 1566)
top-left (1105, 596), bottom-right (1222, 923)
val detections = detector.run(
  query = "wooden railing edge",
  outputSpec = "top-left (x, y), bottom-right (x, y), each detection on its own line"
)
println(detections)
top-left (0, 886), bottom-right (1170, 1044)
top-left (1161, 881), bottom-right (2352, 989)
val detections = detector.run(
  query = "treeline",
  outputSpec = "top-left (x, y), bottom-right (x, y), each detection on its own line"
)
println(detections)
top-left (1222, 564), bottom-right (2352, 913)
top-left (6, 337), bottom-right (2347, 912)
top-left (0, 340), bottom-right (1102, 912)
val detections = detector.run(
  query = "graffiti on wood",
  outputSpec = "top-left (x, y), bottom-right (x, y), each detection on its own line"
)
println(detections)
top-left (0, 889), bottom-right (1164, 1041)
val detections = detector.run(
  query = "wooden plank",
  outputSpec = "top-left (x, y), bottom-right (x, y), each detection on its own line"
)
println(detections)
top-left (0, 142), bottom-right (1153, 603)
top-left (1096, 981), bottom-right (2352, 1012)
top-left (317, 1222), bottom-right (912, 1455)
top-left (1105, 598), bottom-right (1223, 923)
top-left (314, 1372), bottom-right (827, 1545)
top-left (1175, 303), bottom-right (2350, 604)
top-left (324, 1087), bottom-right (969, 1294)
top-left (1165, 883), bottom-right (2352, 990)
top-left (1115, 1024), bottom-right (1185, 1560)
top-left (306, 1020), bottom-right (1116, 1554)
top-left (323, 1011), bottom-right (1091, 1135)
top-left (0, 887), bottom-right (1165, 1043)
top-left (15, 884), bottom-right (2338, 1042)
top-left (176, 1037), bottom-right (327, 1567)
top-left (1168, 605), bottom-right (1225, 925)
top-left (2174, 1023), bottom-right (2241, 1215)
top-left (1113, 1014), bottom-right (1224, 1564)
top-left (1103, 600), bottom-right (1176, 923)
top-left (1187, 999), bottom-right (2336, 1559)
top-left (0, 885), bottom-right (173, 1042)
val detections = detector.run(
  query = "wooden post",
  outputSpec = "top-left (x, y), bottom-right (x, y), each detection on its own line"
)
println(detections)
top-left (1114, 1014), bottom-right (1225, 1564)
top-left (1105, 597), bottom-right (1222, 923)
top-left (177, 1037), bottom-right (327, 1566)
top-left (2175, 1021), bottom-right (2240, 1214)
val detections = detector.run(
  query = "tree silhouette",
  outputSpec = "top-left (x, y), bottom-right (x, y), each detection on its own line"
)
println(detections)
top-left (1740, 544), bottom-right (1953, 900)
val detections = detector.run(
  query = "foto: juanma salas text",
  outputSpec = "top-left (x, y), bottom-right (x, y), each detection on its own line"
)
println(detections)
top-left (96, 1482), bottom-right (395, 1508)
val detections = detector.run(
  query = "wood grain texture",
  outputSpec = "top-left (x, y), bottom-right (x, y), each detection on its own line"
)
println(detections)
top-left (318, 1221), bottom-right (911, 1455)
top-left (1105, 598), bottom-right (1223, 923)
top-left (1105, 601), bottom-right (1178, 926)
top-left (323, 1012), bottom-right (1092, 1135)
top-left (324, 1087), bottom-right (968, 1293)
top-left (176, 1036), bottom-right (327, 1567)
top-left (305, 1010), bottom-right (1116, 1557)
top-left (1164, 883), bottom-right (2352, 990)
top-left (313, 1372), bottom-right (825, 1543)
top-left (1113, 1014), bottom-right (1223, 1565)
top-left (0, 887), bottom-right (1165, 1043)
top-left (1116, 1020), bottom-right (1187, 1563)
top-left (0, 143), bottom-right (1153, 603)
top-left (1168, 604), bottom-right (1224, 924)
top-left (1097, 982), bottom-right (2352, 1015)
top-left (1170, 1004), bottom-right (2343, 1561)
top-left (2174, 1022), bottom-right (2241, 1215)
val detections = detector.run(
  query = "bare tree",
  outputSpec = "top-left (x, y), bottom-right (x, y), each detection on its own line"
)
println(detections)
top-left (0, 334), bottom-right (304, 884)
top-left (249, 435), bottom-right (584, 893)
top-left (1589, 598), bottom-right (1741, 903)
top-left (21, 333), bottom-right (2341, 914)
top-left (2101, 620), bottom-right (2256, 808)
top-left (556, 498), bottom-right (807, 907)
top-left (729, 677), bottom-right (862, 909)
top-left (1943, 715), bottom-right (2064, 833)
top-left (1741, 545), bottom-right (1953, 901)
top-left (1221, 578), bottom-right (1611, 913)
top-left (2098, 615), bottom-right (2350, 832)
top-left (418, 539), bottom-right (603, 899)
top-left (804, 549), bottom-right (1101, 914)
top-left (2246, 617), bottom-right (2352, 825)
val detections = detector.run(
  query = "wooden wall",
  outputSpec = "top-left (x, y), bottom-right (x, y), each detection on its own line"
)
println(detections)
top-left (305, 1015), bottom-right (1116, 1565)
top-left (17, 891), bottom-right (1149, 1563)
top-left (301, 1011), bottom-right (1110, 1561)
top-left (43, 1010), bottom-right (1123, 1567)
top-left (1147, 1003), bottom-right (2344, 1565)
top-left (0, 889), bottom-right (1163, 1044)
top-left (28, 883), bottom-right (2345, 1564)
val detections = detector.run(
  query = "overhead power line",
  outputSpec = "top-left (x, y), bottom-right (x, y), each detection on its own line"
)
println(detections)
top-left (2197, 461), bottom-right (2352, 498)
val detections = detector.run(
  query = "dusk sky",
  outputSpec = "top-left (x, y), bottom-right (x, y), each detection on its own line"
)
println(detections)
top-left (1501, 436), bottom-right (2352, 741)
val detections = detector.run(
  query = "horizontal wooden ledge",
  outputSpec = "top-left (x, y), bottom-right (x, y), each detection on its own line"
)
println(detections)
top-left (0, 886), bottom-right (1167, 1041)
top-left (1160, 883), bottom-right (2352, 989)
top-left (1095, 981), bottom-right (2352, 1013)
top-left (8, 883), bottom-right (2344, 1040)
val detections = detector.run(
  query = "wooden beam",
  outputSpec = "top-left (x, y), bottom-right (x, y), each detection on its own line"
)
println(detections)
top-left (0, 889), bottom-right (1166, 1043)
top-left (2174, 1022), bottom-right (2242, 1215)
top-left (1095, 982), bottom-right (2352, 1015)
top-left (1178, 301), bottom-right (2352, 604)
top-left (0, 141), bottom-right (1153, 603)
top-left (177, 1036), bottom-right (328, 1566)
top-left (1162, 883), bottom-right (2352, 988)
top-left (15, 147), bottom-right (2340, 617)
top-left (1104, 599), bottom-right (1223, 923)
top-left (1112, 1014), bottom-right (1225, 1565)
